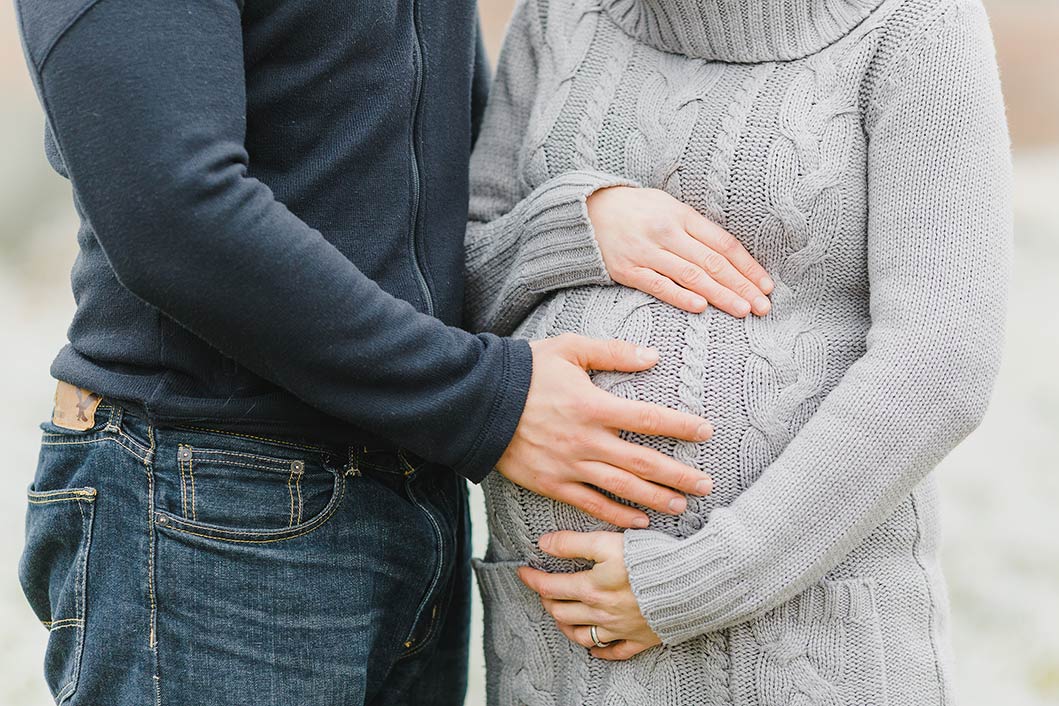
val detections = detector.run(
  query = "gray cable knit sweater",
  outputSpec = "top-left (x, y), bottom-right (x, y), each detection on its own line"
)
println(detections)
top-left (464, 0), bottom-right (1012, 703)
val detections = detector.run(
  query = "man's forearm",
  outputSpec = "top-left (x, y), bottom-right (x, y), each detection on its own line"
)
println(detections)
top-left (27, 0), bottom-right (530, 480)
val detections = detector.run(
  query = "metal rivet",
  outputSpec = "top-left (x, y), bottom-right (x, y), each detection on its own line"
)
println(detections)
top-left (155, 514), bottom-right (168, 525)
top-left (179, 449), bottom-right (191, 459)
top-left (292, 460), bottom-right (304, 473)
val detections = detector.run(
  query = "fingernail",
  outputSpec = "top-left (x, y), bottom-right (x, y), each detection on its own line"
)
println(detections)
top-left (760, 276), bottom-right (775, 292)
top-left (637, 347), bottom-right (659, 364)
top-left (696, 423), bottom-right (713, 441)
top-left (538, 534), bottom-right (552, 550)
top-left (754, 296), bottom-right (771, 314)
top-left (735, 300), bottom-right (751, 316)
top-left (668, 497), bottom-right (687, 513)
top-left (695, 478), bottom-right (713, 495)
top-left (632, 515), bottom-right (650, 528)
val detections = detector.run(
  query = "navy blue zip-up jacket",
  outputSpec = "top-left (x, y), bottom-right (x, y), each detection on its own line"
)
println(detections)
top-left (15, 0), bottom-right (533, 482)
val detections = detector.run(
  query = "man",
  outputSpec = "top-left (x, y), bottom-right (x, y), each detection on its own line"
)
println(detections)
top-left (14, 0), bottom-right (714, 704)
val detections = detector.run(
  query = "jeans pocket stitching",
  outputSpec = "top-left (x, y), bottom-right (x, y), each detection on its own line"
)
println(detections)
top-left (40, 435), bottom-right (149, 465)
top-left (154, 471), bottom-right (345, 544)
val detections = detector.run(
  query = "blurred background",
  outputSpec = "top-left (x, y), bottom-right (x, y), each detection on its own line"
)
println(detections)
top-left (2, 1), bottom-right (1056, 704)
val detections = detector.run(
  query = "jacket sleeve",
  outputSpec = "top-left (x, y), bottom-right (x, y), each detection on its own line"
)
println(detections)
top-left (622, 0), bottom-right (1013, 644)
top-left (463, 0), bottom-right (637, 336)
top-left (16, 0), bottom-right (531, 483)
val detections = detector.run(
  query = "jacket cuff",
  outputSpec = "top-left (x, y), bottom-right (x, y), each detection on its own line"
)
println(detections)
top-left (452, 336), bottom-right (533, 484)
top-left (623, 510), bottom-right (752, 645)
top-left (510, 170), bottom-right (638, 293)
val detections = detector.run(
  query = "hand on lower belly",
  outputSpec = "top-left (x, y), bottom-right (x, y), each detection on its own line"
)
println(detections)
top-left (517, 530), bottom-right (661, 661)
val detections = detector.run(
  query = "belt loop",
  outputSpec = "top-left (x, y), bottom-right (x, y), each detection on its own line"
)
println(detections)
top-left (104, 402), bottom-right (122, 433)
top-left (344, 446), bottom-right (361, 477)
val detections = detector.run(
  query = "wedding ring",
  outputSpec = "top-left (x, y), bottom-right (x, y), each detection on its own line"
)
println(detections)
top-left (590, 624), bottom-right (613, 648)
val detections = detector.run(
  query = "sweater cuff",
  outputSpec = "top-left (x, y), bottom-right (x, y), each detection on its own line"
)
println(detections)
top-left (514, 170), bottom-right (638, 293)
top-left (452, 336), bottom-right (534, 484)
top-left (623, 510), bottom-right (752, 645)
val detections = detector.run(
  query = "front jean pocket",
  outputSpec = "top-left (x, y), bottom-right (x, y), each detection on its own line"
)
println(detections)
top-left (19, 486), bottom-right (97, 704)
top-left (729, 578), bottom-right (888, 706)
top-left (154, 445), bottom-right (344, 543)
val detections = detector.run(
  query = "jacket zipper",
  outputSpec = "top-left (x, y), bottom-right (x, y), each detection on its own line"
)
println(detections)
top-left (407, 0), bottom-right (434, 317)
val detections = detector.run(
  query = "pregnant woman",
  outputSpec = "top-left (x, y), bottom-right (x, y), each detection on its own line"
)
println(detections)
top-left (464, 0), bottom-right (1012, 703)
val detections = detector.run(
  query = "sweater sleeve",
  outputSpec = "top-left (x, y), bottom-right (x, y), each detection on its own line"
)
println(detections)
top-left (623, 0), bottom-right (1013, 645)
top-left (16, 0), bottom-right (531, 483)
top-left (464, 0), bottom-right (636, 336)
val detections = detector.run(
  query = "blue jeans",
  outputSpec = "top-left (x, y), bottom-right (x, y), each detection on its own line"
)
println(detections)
top-left (19, 401), bottom-right (471, 705)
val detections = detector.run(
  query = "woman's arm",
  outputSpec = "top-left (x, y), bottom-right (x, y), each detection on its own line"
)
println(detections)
top-left (465, 0), bottom-right (773, 336)
top-left (622, 0), bottom-right (1013, 645)
top-left (464, 0), bottom-right (636, 335)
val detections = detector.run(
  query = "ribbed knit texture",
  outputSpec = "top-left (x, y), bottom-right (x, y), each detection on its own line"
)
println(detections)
top-left (466, 0), bottom-right (1012, 703)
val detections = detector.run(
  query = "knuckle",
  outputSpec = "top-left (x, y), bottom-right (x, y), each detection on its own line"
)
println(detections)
top-left (679, 264), bottom-right (702, 285)
top-left (702, 252), bottom-right (726, 276)
top-left (580, 497), bottom-right (604, 518)
top-left (571, 431), bottom-right (595, 451)
top-left (735, 281), bottom-right (757, 299)
top-left (638, 406), bottom-right (661, 434)
top-left (581, 588), bottom-right (604, 607)
top-left (606, 473), bottom-right (631, 498)
top-left (646, 276), bottom-right (668, 295)
top-left (629, 452), bottom-right (653, 476)
top-left (646, 218), bottom-right (675, 240)
top-left (537, 476), bottom-right (560, 495)
top-left (573, 394), bottom-right (598, 419)
top-left (716, 231), bottom-right (739, 253)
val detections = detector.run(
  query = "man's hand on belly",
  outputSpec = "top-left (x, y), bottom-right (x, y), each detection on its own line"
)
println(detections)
top-left (496, 334), bottom-right (714, 529)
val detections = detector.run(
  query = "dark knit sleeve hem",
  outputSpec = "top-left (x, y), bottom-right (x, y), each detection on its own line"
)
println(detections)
top-left (452, 336), bottom-right (534, 483)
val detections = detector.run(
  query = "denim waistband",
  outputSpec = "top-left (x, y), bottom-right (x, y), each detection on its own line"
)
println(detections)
top-left (58, 399), bottom-right (427, 478)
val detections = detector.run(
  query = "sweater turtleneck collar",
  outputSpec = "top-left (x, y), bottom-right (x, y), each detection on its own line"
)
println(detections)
top-left (599, 0), bottom-right (885, 63)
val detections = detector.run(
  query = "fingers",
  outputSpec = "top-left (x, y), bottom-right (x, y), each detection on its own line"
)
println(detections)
top-left (578, 461), bottom-right (688, 514)
top-left (596, 436), bottom-right (713, 500)
top-left (651, 247), bottom-right (769, 318)
top-left (541, 598), bottom-right (605, 627)
top-left (555, 622), bottom-right (617, 648)
top-left (556, 622), bottom-right (655, 661)
top-left (537, 530), bottom-right (613, 562)
top-left (558, 334), bottom-right (659, 373)
top-left (684, 210), bottom-right (774, 295)
top-left (552, 481), bottom-right (649, 528)
top-left (621, 266), bottom-right (708, 313)
top-left (599, 393), bottom-right (713, 443)
top-left (556, 621), bottom-right (595, 648)
top-left (591, 639), bottom-right (653, 661)
top-left (518, 566), bottom-right (590, 602)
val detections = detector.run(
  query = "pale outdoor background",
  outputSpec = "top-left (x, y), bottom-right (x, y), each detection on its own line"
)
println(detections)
top-left (1, 0), bottom-right (1056, 704)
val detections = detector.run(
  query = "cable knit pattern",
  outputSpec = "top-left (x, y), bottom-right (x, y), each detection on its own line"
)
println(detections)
top-left (465, 0), bottom-right (1012, 703)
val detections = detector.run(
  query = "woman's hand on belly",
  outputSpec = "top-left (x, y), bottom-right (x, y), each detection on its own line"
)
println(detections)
top-left (518, 530), bottom-right (661, 661)
top-left (587, 186), bottom-right (774, 317)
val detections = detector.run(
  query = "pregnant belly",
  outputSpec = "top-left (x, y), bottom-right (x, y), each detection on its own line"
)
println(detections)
top-left (485, 285), bottom-right (722, 570)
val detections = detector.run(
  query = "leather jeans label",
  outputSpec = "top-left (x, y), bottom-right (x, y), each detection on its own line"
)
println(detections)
top-left (53, 380), bottom-right (103, 431)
